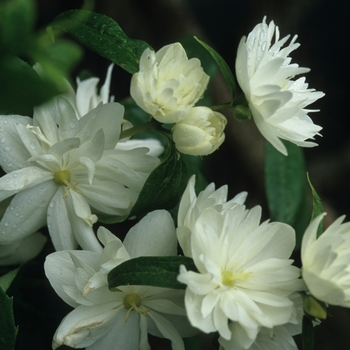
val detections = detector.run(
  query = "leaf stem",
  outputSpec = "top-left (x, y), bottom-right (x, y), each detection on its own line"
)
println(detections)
top-left (210, 101), bottom-right (233, 111)
top-left (120, 119), bottom-right (157, 139)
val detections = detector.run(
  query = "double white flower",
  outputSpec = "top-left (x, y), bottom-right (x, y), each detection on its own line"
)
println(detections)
top-left (302, 214), bottom-right (350, 307)
top-left (44, 210), bottom-right (194, 350)
top-left (235, 17), bottom-right (324, 155)
top-left (177, 177), bottom-right (304, 349)
top-left (0, 68), bottom-right (161, 252)
top-left (130, 43), bottom-right (209, 124)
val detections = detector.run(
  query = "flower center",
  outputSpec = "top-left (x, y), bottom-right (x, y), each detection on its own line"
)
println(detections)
top-left (54, 170), bottom-right (82, 198)
top-left (123, 293), bottom-right (150, 322)
top-left (221, 270), bottom-right (251, 288)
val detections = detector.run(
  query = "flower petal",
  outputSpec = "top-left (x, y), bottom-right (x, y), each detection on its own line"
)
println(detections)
top-left (123, 210), bottom-right (177, 257)
top-left (0, 180), bottom-right (56, 244)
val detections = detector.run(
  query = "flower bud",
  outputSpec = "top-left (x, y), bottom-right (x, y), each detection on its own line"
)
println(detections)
top-left (130, 43), bottom-right (209, 124)
top-left (172, 106), bottom-right (227, 156)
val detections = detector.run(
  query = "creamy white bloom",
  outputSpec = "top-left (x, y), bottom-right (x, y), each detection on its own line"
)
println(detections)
top-left (235, 17), bottom-right (324, 155)
top-left (177, 175), bottom-right (247, 257)
top-left (178, 203), bottom-right (304, 347)
top-left (45, 210), bottom-right (194, 350)
top-left (130, 43), bottom-right (210, 124)
top-left (0, 98), bottom-right (160, 252)
top-left (66, 64), bottom-right (115, 119)
top-left (301, 213), bottom-right (350, 307)
top-left (172, 106), bottom-right (227, 156)
top-left (219, 293), bottom-right (303, 350)
top-left (0, 231), bottom-right (46, 265)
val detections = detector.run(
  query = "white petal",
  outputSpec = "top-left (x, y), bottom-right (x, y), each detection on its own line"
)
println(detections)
top-left (0, 180), bottom-right (56, 244)
top-left (0, 166), bottom-right (53, 201)
top-left (148, 311), bottom-right (185, 350)
top-left (0, 114), bottom-right (33, 172)
top-left (87, 308), bottom-right (141, 350)
top-left (53, 302), bottom-right (120, 349)
top-left (76, 103), bottom-right (124, 149)
top-left (47, 186), bottom-right (77, 250)
top-left (44, 250), bottom-right (100, 307)
top-left (123, 210), bottom-right (177, 257)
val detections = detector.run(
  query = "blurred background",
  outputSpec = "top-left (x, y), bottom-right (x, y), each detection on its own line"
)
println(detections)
top-left (10, 0), bottom-right (350, 348)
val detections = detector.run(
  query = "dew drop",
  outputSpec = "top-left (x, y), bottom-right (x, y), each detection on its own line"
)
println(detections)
top-left (4, 146), bottom-right (10, 151)
top-left (70, 123), bottom-right (75, 129)
top-left (49, 202), bottom-right (55, 208)
top-left (29, 141), bottom-right (36, 149)
top-left (4, 222), bottom-right (9, 227)
top-left (0, 138), bottom-right (5, 143)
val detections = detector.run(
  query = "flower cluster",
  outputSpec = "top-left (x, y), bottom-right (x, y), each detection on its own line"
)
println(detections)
top-left (2, 12), bottom-right (350, 350)
top-left (130, 43), bottom-right (227, 156)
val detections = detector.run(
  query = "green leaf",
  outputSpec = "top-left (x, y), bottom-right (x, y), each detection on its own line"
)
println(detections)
top-left (0, 268), bottom-right (19, 292)
top-left (0, 287), bottom-right (17, 350)
top-left (0, 0), bottom-right (35, 55)
top-left (52, 10), bottom-right (152, 74)
top-left (108, 256), bottom-right (197, 290)
top-left (302, 315), bottom-right (314, 350)
top-left (307, 173), bottom-right (324, 237)
top-left (129, 146), bottom-right (189, 217)
top-left (264, 140), bottom-right (311, 248)
top-left (31, 36), bottom-right (83, 91)
top-left (265, 140), bottom-right (306, 224)
top-left (194, 36), bottom-right (236, 100)
top-left (0, 57), bottom-right (60, 115)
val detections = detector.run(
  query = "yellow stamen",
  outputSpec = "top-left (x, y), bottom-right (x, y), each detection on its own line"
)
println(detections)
top-left (54, 170), bottom-right (82, 198)
top-left (123, 293), bottom-right (150, 322)
top-left (221, 270), bottom-right (251, 288)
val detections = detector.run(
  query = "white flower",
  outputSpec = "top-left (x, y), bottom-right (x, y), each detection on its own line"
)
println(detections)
top-left (65, 64), bottom-right (115, 119)
top-left (235, 17), bottom-right (324, 155)
top-left (130, 43), bottom-right (210, 124)
top-left (219, 293), bottom-right (303, 350)
top-left (0, 232), bottom-right (46, 265)
top-left (301, 213), bottom-right (350, 307)
top-left (177, 203), bottom-right (304, 348)
top-left (177, 175), bottom-right (247, 257)
top-left (0, 98), bottom-right (160, 252)
top-left (44, 210), bottom-right (194, 350)
top-left (172, 106), bottom-right (227, 156)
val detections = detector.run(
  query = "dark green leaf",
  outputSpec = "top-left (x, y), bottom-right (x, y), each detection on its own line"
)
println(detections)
top-left (0, 57), bottom-right (60, 115)
top-left (0, 0), bottom-right (35, 55)
top-left (195, 36), bottom-right (236, 100)
top-left (31, 36), bottom-right (83, 91)
top-left (265, 140), bottom-right (311, 248)
top-left (0, 287), bottom-right (17, 350)
top-left (52, 10), bottom-right (152, 74)
top-left (129, 146), bottom-right (189, 217)
top-left (108, 256), bottom-right (197, 290)
top-left (302, 315), bottom-right (314, 350)
top-left (307, 173), bottom-right (324, 237)
top-left (265, 140), bottom-right (306, 225)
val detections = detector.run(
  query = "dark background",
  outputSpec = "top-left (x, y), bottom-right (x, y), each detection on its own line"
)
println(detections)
top-left (15, 0), bottom-right (350, 349)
